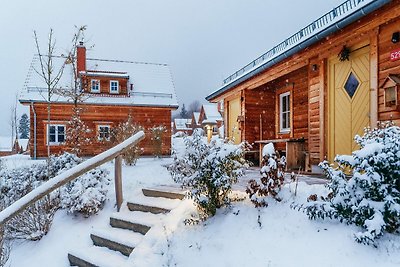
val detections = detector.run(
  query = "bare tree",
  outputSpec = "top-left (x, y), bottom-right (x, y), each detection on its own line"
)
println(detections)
top-left (9, 94), bottom-right (18, 151)
top-left (188, 100), bottom-right (201, 114)
top-left (59, 25), bottom-right (88, 107)
top-left (33, 29), bottom-right (67, 159)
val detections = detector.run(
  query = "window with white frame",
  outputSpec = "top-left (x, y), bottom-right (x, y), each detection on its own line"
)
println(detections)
top-left (91, 79), bottom-right (100, 93)
top-left (98, 125), bottom-right (110, 140)
top-left (279, 92), bottom-right (291, 132)
top-left (48, 124), bottom-right (65, 144)
top-left (110, 80), bottom-right (119, 93)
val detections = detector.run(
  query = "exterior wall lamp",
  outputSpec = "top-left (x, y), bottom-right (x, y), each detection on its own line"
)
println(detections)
top-left (392, 32), bottom-right (399, 43)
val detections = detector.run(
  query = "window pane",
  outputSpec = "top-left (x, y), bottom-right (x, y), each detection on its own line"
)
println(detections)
top-left (286, 113), bottom-right (290, 128)
top-left (282, 96), bottom-right (287, 111)
top-left (49, 126), bottom-right (55, 134)
top-left (58, 133), bottom-right (65, 143)
top-left (49, 133), bottom-right (56, 143)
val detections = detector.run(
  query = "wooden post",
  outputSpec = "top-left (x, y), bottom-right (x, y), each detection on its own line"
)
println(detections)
top-left (115, 155), bottom-right (123, 212)
top-left (207, 126), bottom-right (212, 143)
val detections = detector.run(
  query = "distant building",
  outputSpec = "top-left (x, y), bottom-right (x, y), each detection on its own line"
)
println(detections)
top-left (19, 42), bottom-right (178, 158)
top-left (198, 104), bottom-right (223, 137)
top-left (173, 118), bottom-right (192, 135)
top-left (0, 137), bottom-right (29, 157)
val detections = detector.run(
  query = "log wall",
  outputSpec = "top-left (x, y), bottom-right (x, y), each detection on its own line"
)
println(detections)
top-left (29, 103), bottom-right (172, 158)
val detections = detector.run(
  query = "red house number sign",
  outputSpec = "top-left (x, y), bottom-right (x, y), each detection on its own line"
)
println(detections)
top-left (391, 48), bottom-right (400, 62)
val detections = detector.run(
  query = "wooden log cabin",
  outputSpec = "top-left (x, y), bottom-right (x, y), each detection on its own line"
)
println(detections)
top-left (19, 43), bottom-right (178, 158)
top-left (206, 0), bottom-right (400, 172)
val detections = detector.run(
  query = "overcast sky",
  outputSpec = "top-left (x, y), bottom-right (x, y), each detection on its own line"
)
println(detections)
top-left (0, 0), bottom-right (344, 136)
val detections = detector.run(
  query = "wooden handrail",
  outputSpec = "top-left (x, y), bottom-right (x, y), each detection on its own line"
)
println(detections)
top-left (0, 131), bottom-right (145, 226)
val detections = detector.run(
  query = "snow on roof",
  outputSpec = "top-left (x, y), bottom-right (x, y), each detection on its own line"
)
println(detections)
top-left (207, 0), bottom-right (380, 100)
top-left (193, 112), bottom-right (200, 125)
top-left (19, 57), bottom-right (178, 108)
top-left (202, 104), bottom-right (222, 124)
top-left (174, 119), bottom-right (191, 130)
top-left (0, 136), bottom-right (13, 151)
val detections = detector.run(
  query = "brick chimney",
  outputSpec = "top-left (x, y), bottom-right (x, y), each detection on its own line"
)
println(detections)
top-left (76, 41), bottom-right (86, 74)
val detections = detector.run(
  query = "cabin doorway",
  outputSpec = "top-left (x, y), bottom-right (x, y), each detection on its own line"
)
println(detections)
top-left (328, 45), bottom-right (370, 161)
top-left (228, 97), bottom-right (241, 144)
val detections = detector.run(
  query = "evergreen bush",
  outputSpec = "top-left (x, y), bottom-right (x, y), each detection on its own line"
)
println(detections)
top-left (246, 143), bottom-right (286, 207)
top-left (168, 131), bottom-right (248, 219)
top-left (298, 122), bottom-right (400, 245)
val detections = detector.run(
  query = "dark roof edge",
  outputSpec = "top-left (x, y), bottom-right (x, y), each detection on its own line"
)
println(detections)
top-left (206, 0), bottom-right (391, 101)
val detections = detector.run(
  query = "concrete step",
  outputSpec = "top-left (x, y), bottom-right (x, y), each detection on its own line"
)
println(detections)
top-left (126, 202), bottom-right (170, 214)
top-left (110, 217), bottom-right (151, 235)
top-left (142, 187), bottom-right (185, 200)
top-left (68, 246), bottom-right (128, 267)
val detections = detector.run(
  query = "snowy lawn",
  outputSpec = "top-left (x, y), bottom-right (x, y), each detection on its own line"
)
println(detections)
top-left (4, 147), bottom-right (400, 267)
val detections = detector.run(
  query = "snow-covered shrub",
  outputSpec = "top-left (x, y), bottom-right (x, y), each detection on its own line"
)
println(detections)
top-left (299, 122), bottom-right (400, 245)
top-left (65, 107), bottom-right (92, 156)
top-left (173, 131), bottom-right (186, 138)
top-left (0, 152), bottom-right (110, 241)
top-left (49, 152), bottom-right (110, 217)
top-left (0, 228), bottom-right (10, 267)
top-left (150, 125), bottom-right (167, 158)
top-left (6, 195), bottom-right (58, 241)
top-left (0, 163), bottom-right (48, 206)
top-left (111, 115), bottom-right (144, 165)
top-left (60, 167), bottom-right (110, 217)
top-left (168, 130), bottom-right (248, 218)
top-left (246, 143), bottom-right (286, 207)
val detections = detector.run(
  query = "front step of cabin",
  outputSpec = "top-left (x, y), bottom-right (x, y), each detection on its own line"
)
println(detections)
top-left (68, 187), bottom-right (185, 267)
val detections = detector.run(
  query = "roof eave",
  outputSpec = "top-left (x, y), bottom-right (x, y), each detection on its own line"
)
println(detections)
top-left (206, 0), bottom-right (391, 101)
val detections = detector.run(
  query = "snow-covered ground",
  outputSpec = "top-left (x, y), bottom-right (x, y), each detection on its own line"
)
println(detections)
top-left (4, 137), bottom-right (400, 266)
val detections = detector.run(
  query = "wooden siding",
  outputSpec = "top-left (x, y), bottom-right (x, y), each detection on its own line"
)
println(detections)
top-left (210, 0), bottom-right (400, 168)
top-left (82, 75), bottom-right (129, 96)
top-left (244, 66), bottom-right (308, 151)
top-left (29, 103), bottom-right (172, 158)
top-left (378, 15), bottom-right (400, 124)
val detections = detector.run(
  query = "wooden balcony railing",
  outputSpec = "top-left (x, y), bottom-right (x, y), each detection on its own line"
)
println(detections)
top-left (0, 131), bottom-right (145, 241)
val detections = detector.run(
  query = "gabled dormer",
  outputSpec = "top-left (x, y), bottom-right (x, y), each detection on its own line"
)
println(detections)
top-left (77, 43), bottom-right (130, 97)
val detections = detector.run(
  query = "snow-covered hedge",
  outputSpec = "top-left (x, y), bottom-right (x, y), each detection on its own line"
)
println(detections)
top-left (0, 153), bottom-right (110, 240)
top-left (300, 122), bottom-right (400, 245)
top-left (246, 143), bottom-right (286, 207)
top-left (168, 131), bottom-right (248, 219)
top-left (57, 153), bottom-right (110, 217)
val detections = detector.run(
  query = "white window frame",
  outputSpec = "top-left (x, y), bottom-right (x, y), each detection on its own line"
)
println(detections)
top-left (91, 79), bottom-right (100, 93)
top-left (110, 80), bottom-right (119, 94)
top-left (47, 124), bottom-right (66, 145)
top-left (279, 92), bottom-right (291, 133)
top-left (97, 125), bottom-right (111, 141)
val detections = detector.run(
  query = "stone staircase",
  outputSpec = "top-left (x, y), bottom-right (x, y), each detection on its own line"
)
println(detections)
top-left (68, 187), bottom-right (185, 267)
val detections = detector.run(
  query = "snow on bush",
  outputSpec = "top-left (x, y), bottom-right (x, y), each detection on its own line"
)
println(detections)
top-left (298, 122), bottom-right (400, 245)
top-left (150, 125), bottom-right (167, 158)
top-left (0, 228), bottom-right (10, 267)
top-left (0, 153), bottom-right (110, 240)
top-left (168, 130), bottom-right (248, 219)
top-left (111, 115), bottom-right (144, 165)
top-left (49, 153), bottom-right (111, 217)
top-left (246, 143), bottom-right (286, 207)
top-left (65, 107), bottom-right (92, 156)
top-left (60, 167), bottom-right (110, 217)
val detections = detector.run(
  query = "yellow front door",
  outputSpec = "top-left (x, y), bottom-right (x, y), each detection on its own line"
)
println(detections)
top-left (228, 97), bottom-right (241, 144)
top-left (328, 46), bottom-right (370, 161)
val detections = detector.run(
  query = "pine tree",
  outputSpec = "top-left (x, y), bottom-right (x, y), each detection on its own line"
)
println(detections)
top-left (65, 107), bottom-right (91, 156)
top-left (19, 113), bottom-right (29, 139)
top-left (179, 104), bottom-right (189, 118)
